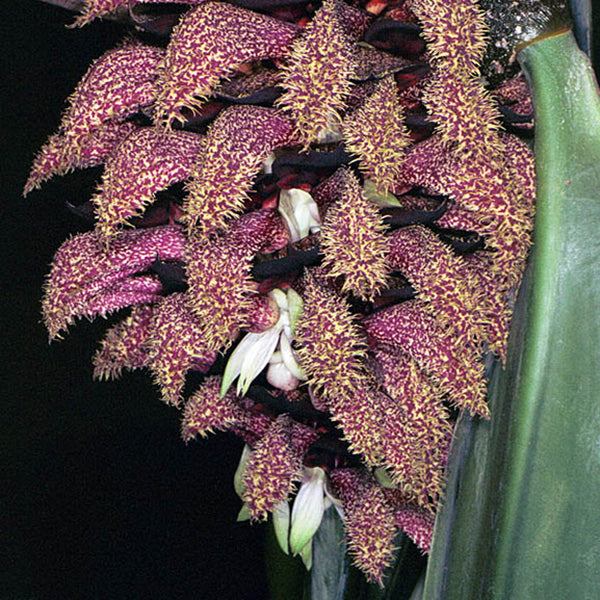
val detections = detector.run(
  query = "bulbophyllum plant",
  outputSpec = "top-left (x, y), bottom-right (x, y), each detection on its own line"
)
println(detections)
top-left (26, 0), bottom-right (600, 597)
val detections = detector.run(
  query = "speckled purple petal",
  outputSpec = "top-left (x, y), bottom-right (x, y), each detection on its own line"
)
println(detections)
top-left (93, 127), bottom-right (204, 238)
top-left (366, 299), bottom-right (489, 417)
top-left (329, 468), bottom-right (397, 585)
top-left (343, 75), bottom-right (411, 192)
top-left (243, 415), bottom-right (318, 521)
top-left (147, 293), bottom-right (218, 406)
top-left (319, 168), bottom-right (390, 301)
top-left (43, 225), bottom-right (185, 339)
top-left (24, 121), bottom-right (137, 196)
top-left (93, 304), bottom-right (156, 380)
top-left (154, 2), bottom-right (298, 128)
top-left (276, 0), bottom-right (360, 147)
top-left (186, 209), bottom-right (289, 352)
top-left (184, 105), bottom-right (296, 232)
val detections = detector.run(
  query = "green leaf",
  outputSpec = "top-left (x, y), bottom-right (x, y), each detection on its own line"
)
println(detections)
top-left (311, 508), bottom-right (348, 600)
top-left (266, 518), bottom-right (310, 600)
top-left (423, 30), bottom-right (600, 599)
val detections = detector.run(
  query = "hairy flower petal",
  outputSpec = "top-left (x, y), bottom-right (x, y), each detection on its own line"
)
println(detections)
top-left (147, 293), bottom-right (217, 405)
top-left (73, 0), bottom-right (207, 26)
top-left (366, 299), bottom-right (488, 417)
top-left (93, 127), bottom-right (204, 238)
top-left (319, 169), bottom-right (390, 300)
top-left (154, 2), bottom-right (298, 127)
top-left (394, 504), bottom-right (436, 553)
top-left (93, 304), bottom-right (155, 380)
top-left (24, 121), bottom-right (137, 195)
top-left (295, 272), bottom-right (368, 395)
top-left (343, 76), bottom-right (411, 192)
top-left (330, 468), bottom-right (397, 586)
top-left (43, 225), bottom-right (185, 339)
top-left (181, 375), bottom-right (245, 440)
top-left (397, 134), bottom-right (535, 290)
top-left (243, 415), bottom-right (318, 521)
top-left (276, 0), bottom-right (359, 147)
top-left (373, 348), bottom-right (452, 506)
top-left (184, 106), bottom-right (296, 232)
top-left (82, 274), bottom-right (163, 320)
top-left (186, 209), bottom-right (289, 351)
top-left (410, 0), bottom-right (501, 154)
top-left (387, 225), bottom-right (489, 350)
top-left (64, 42), bottom-right (164, 149)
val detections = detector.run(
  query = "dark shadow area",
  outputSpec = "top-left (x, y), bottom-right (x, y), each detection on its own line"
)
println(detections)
top-left (2, 2), bottom-right (268, 598)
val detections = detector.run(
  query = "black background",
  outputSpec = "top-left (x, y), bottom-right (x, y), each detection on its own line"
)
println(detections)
top-left (3, 2), bottom-right (268, 598)
top-left (2, 2), bottom-right (599, 599)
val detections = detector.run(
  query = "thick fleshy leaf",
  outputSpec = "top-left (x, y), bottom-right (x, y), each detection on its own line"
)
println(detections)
top-left (423, 30), bottom-right (600, 599)
top-left (310, 506), bottom-right (349, 600)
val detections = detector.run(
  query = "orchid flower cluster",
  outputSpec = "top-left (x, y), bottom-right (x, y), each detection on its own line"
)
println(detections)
top-left (26, 0), bottom-right (535, 584)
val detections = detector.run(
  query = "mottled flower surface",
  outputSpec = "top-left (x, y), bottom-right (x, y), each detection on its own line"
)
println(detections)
top-left (29, 0), bottom-right (536, 586)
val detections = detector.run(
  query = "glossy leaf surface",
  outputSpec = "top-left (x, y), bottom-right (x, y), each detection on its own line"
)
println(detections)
top-left (423, 30), bottom-right (600, 599)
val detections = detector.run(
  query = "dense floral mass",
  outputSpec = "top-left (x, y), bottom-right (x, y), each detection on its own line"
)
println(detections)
top-left (27, 0), bottom-right (535, 585)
